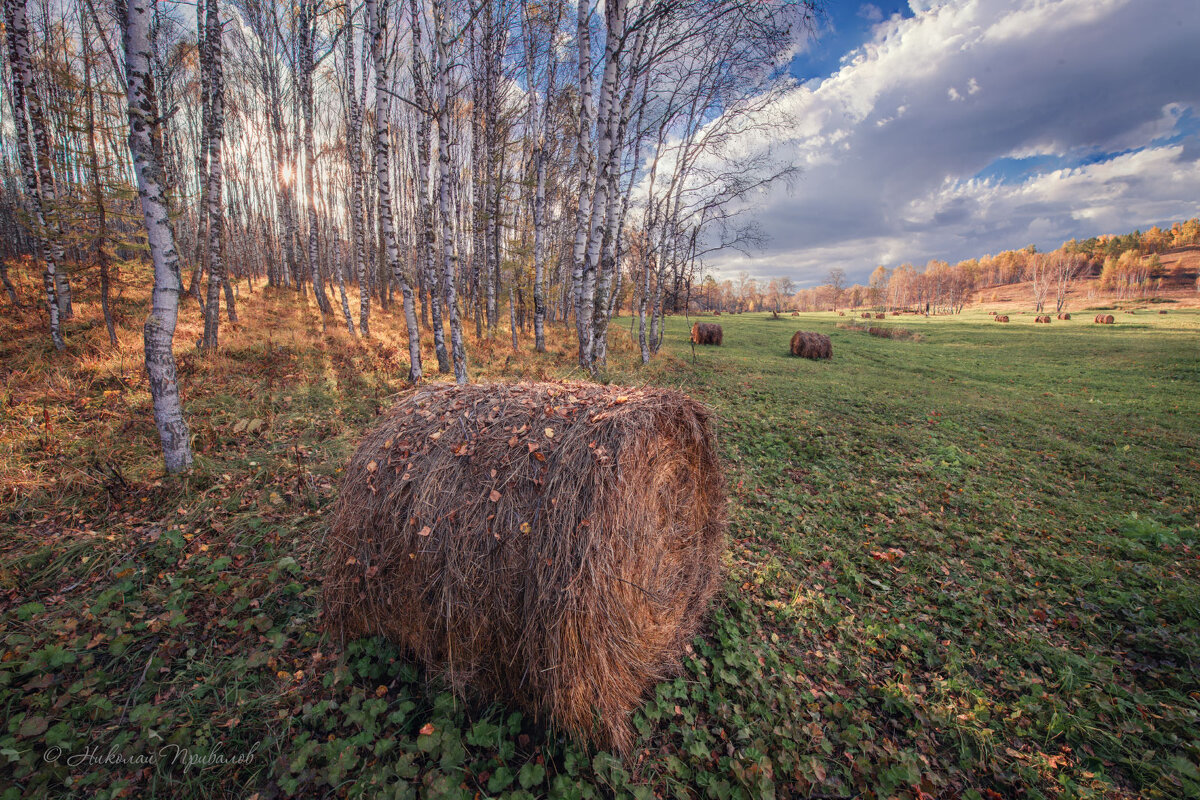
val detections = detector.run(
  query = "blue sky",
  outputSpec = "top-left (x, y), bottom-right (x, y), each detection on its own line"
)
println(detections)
top-left (716, 0), bottom-right (1200, 285)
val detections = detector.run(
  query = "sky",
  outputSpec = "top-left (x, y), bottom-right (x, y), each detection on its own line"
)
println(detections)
top-left (711, 0), bottom-right (1200, 286)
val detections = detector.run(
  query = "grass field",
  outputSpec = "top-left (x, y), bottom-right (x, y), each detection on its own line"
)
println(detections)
top-left (2, 295), bottom-right (1198, 799)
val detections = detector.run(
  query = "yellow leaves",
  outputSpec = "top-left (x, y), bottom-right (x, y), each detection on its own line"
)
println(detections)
top-left (375, 685), bottom-right (388, 697)
top-left (614, 395), bottom-right (629, 405)
top-left (418, 723), bottom-right (435, 736)
top-left (544, 427), bottom-right (555, 438)
top-left (519, 522), bottom-right (531, 535)
top-left (366, 460), bottom-right (378, 473)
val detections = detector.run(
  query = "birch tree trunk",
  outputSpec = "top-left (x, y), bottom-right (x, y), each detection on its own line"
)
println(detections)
top-left (433, 0), bottom-right (467, 384)
top-left (4, 0), bottom-right (65, 351)
top-left (201, 0), bottom-right (226, 349)
top-left (570, 0), bottom-right (594, 360)
top-left (122, 0), bottom-right (193, 473)
top-left (410, 0), bottom-right (449, 373)
top-left (578, 0), bottom-right (626, 372)
top-left (81, 9), bottom-right (117, 345)
top-left (344, 8), bottom-right (369, 337)
top-left (369, 0), bottom-right (423, 382)
top-left (299, 0), bottom-right (332, 314)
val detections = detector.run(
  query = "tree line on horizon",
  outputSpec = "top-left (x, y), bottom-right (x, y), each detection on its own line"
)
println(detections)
top-left (690, 218), bottom-right (1200, 315)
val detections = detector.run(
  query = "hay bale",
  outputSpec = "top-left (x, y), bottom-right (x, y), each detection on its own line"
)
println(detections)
top-left (1036, 315), bottom-right (1051, 323)
top-left (989, 311), bottom-right (997, 315)
top-left (789, 330), bottom-right (832, 359)
top-left (712, 311), bottom-right (721, 316)
top-left (861, 312), bottom-right (870, 318)
top-left (1057, 313), bottom-right (1071, 320)
top-left (995, 315), bottom-right (1010, 323)
top-left (1094, 314), bottom-right (1114, 324)
top-left (691, 322), bottom-right (723, 346)
top-left (1158, 310), bottom-right (1168, 314)
top-left (323, 382), bottom-right (726, 752)
top-left (874, 313), bottom-right (886, 320)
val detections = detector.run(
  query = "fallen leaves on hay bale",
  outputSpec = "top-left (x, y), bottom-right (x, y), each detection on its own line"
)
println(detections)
top-left (323, 381), bottom-right (727, 752)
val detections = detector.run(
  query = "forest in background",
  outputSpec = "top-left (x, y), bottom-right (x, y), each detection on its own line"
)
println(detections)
top-left (692, 219), bottom-right (1200, 315)
top-left (1, 0), bottom-right (815, 470)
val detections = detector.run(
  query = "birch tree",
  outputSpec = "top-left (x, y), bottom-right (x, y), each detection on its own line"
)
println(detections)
top-left (122, 0), bottom-right (193, 473)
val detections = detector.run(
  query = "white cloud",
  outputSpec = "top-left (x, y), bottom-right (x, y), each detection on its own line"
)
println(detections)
top-left (710, 0), bottom-right (1200, 284)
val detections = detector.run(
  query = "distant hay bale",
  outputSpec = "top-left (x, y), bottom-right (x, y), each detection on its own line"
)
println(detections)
top-left (691, 322), bottom-right (723, 346)
top-left (891, 311), bottom-right (900, 316)
top-left (789, 330), bottom-right (832, 359)
top-left (1057, 313), bottom-right (1071, 320)
top-left (995, 315), bottom-right (1010, 323)
top-left (712, 311), bottom-right (721, 316)
top-left (874, 313), bottom-right (886, 320)
top-left (989, 311), bottom-right (997, 315)
top-left (1094, 314), bottom-right (1114, 324)
top-left (860, 312), bottom-right (870, 318)
top-left (1036, 316), bottom-right (1051, 323)
top-left (1158, 310), bottom-right (1168, 314)
top-left (323, 382), bottom-right (727, 753)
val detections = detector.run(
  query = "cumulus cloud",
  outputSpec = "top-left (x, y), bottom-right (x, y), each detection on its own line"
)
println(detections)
top-left (713, 0), bottom-right (1200, 285)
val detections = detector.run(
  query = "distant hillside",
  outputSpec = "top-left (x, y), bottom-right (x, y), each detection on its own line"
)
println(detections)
top-left (966, 245), bottom-right (1200, 311)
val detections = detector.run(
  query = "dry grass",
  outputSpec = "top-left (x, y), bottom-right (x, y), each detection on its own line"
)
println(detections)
top-left (322, 381), bottom-right (726, 752)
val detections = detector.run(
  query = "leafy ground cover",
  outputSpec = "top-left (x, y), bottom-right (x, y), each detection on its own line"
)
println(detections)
top-left (2, 292), bottom-right (1198, 799)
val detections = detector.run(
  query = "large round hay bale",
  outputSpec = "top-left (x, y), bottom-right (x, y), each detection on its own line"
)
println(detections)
top-left (789, 330), bottom-right (832, 359)
top-left (861, 312), bottom-right (870, 318)
top-left (1057, 313), bottom-right (1071, 320)
top-left (874, 313), bottom-right (886, 320)
top-left (712, 311), bottom-right (721, 316)
top-left (691, 322), bottom-right (723, 346)
top-left (995, 315), bottom-right (1010, 323)
top-left (1094, 314), bottom-right (1114, 324)
top-left (323, 382), bottom-right (727, 752)
top-left (1036, 315), bottom-right (1051, 323)
top-left (1158, 309), bottom-right (1168, 314)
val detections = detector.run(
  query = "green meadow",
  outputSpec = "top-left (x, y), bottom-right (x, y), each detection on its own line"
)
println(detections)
top-left (2, 301), bottom-right (1198, 799)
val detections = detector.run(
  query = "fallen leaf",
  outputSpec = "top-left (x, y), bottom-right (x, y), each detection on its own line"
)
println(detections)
top-left (419, 723), bottom-right (435, 736)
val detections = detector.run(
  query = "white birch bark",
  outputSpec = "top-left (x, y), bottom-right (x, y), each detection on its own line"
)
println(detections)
top-left (201, 0), bottom-right (226, 349)
top-left (369, 0), bottom-right (424, 382)
top-left (122, 0), bottom-right (194, 473)
top-left (570, 0), bottom-right (594, 358)
top-left (4, 0), bottom-right (64, 350)
top-left (432, 0), bottom-right (467, 384)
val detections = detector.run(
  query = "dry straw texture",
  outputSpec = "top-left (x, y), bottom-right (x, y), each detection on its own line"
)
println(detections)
top-left (691, 323), bottom-right (723, 346)
top-left (789, 331), bottom-right (832, 359)
top-left (1036, 316), bottom-right (1052, 323)
top-left (995, 315), bottom-right (1010, 323)
top-left (1057, 313), bottom-right (1071, 320)
top-left (323, 381), bottom-right (727, 753)
top-left (1094, 314), bottom-right (1115, 324)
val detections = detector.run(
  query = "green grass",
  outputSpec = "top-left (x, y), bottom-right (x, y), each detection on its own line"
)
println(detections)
top-left (2, 300), bottom-right (1198, 799)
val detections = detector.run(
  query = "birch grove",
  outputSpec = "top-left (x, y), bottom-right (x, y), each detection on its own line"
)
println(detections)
top-left (1, 0), bottom-right (811, 468)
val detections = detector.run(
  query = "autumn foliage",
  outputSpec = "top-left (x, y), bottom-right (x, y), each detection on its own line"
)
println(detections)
top-left (322, 381), bottom-right (727, 752)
